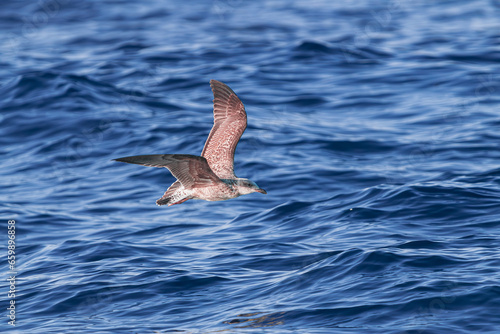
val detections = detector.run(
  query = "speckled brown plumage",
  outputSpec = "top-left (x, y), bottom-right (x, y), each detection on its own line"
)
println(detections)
top-left (114, 80), bottom-right (266, 206)
top-left (202, 80), bottom-right (247, 179)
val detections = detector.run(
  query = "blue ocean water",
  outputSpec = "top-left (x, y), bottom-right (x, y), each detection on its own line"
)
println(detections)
top-left (1, 0), bottom-right (500, 333)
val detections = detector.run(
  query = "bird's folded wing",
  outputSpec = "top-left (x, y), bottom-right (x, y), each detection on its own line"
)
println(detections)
top-left (201, 80), bottom-right (247, 179)
top-left (114, 154), bottom-right (221, 188)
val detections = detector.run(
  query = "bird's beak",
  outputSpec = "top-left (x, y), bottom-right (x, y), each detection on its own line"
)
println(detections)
top-left (257, 188), bottom-right (267, 194)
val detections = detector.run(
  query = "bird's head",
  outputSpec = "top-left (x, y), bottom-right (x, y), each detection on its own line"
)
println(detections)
top-left (236, 178), bottom-right (267, 195)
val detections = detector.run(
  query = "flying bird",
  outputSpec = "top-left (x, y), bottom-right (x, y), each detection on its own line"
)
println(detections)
top-left (114, 80), bottom-right (266, 206)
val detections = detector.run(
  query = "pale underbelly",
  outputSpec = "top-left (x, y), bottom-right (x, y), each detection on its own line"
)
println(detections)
top-left (191, 185), bottom-right (238, 201)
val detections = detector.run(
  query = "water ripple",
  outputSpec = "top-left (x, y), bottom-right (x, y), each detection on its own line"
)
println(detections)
top-left (1, 0), bottom-right (500, 333)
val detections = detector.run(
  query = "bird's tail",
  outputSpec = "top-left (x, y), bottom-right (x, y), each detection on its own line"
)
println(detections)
top-left (156, 181), bottom-right (191, 206)
top-left (156, 195), bottom-right (171, 206)
top-left (156, 196), bottom-right (190, 206)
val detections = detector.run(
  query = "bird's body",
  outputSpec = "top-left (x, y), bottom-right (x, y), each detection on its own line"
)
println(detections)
top-left (114, 80), bottom-right (266, 206)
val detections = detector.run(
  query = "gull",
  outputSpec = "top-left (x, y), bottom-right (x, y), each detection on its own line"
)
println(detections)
top-left (114, 80), bottom-right (266, 206)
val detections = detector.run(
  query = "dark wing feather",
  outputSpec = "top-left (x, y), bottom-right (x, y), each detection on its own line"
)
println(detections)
top-left (201, 80), bottom-right (247, 179)
top-left (114, 154), bottom-right (221, 188)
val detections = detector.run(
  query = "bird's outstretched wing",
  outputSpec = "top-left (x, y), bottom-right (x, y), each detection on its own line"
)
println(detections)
top-left (114, 154), bottom-right (221, 188)
top-left (201, 80), bottom-right (247, 179)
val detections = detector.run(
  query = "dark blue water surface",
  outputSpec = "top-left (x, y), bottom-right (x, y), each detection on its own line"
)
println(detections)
top-left (1, 0), bottom-right (500, 333)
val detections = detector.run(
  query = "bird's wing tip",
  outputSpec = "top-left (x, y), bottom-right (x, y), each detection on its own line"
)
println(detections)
top-left (210, 79), bottom-right (226, 88)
